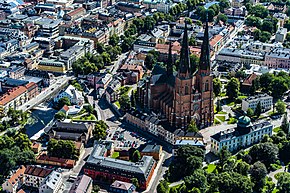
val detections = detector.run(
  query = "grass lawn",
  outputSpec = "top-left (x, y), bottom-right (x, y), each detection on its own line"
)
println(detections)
top-left (274, 172), bottom-right (284, 180)
top-left (207, 164), bottom-right (216, 173)
top-left (111, 152), bottom-right (119, 159)
top-left (73, 114), bottom-right (96, 121)
top-left (214, 118), bottom-right (221, 125)
top-left (228, 118), bottom-right (237, 124)
top-left (220, 92), bottom-right (226, 97)
top-left (114, 101), bottom-right (120, 108)
top-left (227, 101), bottom-right (235, 106)
top-left (217, 111), bottom-right (227, 114)
top-left (238, 95), bottom-right (247, 99)
top-left (216, 115), bottom-right (226, 122)
top-left (272, 189), bottom-right (278, 193)
top-left (273, 127), bottom-right (281, 132)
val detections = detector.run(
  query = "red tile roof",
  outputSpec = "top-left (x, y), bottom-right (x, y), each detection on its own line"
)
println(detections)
top-left (242, 73), bottom-right (258, 86)
top-left (17, 189), bottom-right (25, 193)
top-left (0, 86), bottom-right (27, 106)
top-left (210, 35), bottom-right (223, 47)
top-left (36, 152), bottom-right (75, 167)
top-left (24, 165), bottom-right (52, 178)
top-left (7, 166), bottom-right (26, 186)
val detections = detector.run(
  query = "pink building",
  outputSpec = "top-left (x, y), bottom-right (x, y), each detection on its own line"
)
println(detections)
top-left (264, 48), bottom-right (290, 69)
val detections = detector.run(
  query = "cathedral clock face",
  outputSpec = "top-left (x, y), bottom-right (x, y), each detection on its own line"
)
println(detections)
top-left (193, 103), bottom-right (199, 111)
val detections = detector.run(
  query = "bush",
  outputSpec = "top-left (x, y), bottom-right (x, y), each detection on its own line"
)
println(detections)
top-left (270, 163), bottom-right (282, 171)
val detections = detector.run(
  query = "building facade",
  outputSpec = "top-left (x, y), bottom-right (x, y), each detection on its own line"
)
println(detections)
top-left (211, 116), bottom-right (273, 153)
top-left (137, 21), bottom-right (214, 129)
top-left (242, 93), bottom-right (273, 112)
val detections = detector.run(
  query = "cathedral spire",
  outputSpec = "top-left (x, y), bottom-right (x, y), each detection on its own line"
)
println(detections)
top-left (178, 21), bottom-right (191, 77)
top-left (199, 11), bottom-right (211, 72)
top-left (167, 41), bottom-right (173, 76)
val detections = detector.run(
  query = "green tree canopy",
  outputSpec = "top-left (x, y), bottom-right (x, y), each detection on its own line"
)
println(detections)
top-left (213, 78), bottom-right (222, 97)
top-left (276, 100), bottom-right (286, 114)
top-left (226, 77), bottom-right (240, 100)
top-left (93, 120), bottom-right (108, 140)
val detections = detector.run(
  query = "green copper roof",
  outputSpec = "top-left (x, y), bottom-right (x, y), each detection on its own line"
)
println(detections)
top-left (237, 116), bottom-right (251, 128)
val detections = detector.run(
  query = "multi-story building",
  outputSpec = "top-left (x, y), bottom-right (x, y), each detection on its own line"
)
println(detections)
top-left (84, 144), bottom-right (156, 190)
top-left (48, 122), bottom-right (93, 145)
top-left (63, 7), bottom-right (86, 21)
top-left (211, 116), bottom-right (273, 153)
top-left (137, 21), bottom-right (214, 129)
top-left (38, 59), bottom-right (66, 73)
top-left (2, 166), bottom-right (26, 193)
top-left (109, 181), bottom-right (136, 193)
top-left (38, 171), bottom-right (62, 193)
top-left (0, 86), bottom-right (28, 111)
top-left (24, 165), bottom-right (52, 188)
top-left (242, 93), bottom-right (273, 112)
top-left (35, 18), bottom-right (61, 39)
top-left (264, 48), bottom-right (290, 69)
top-left (69, 175), bottom-right (93, 193)
top-left (54, 85), bottom-right (84, 105)
top-left (275, 27), bottom-right (287, 43)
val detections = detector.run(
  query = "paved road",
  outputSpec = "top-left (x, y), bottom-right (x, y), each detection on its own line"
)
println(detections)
top-left (18, 75), bottom-right (72, 112)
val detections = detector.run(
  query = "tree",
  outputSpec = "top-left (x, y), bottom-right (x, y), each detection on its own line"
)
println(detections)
top-left (47, 139), bottom-right (77, 159)
top-left (109, 34), bottom-right (120, 46)
top-left (271, 77), bottom-right (288, 98)
top-left (92, 185), bottom-right (100, 193)
top-left (157, 180), bottom-right (169, 193)
top-left (169, 187), bottom-right (178, 193)
top-left (250, 161), bottom-right (268, 190)
top-left (121, 37), bottom-right (135, 52)
top-left (93, 120), bottom-right (108, 140)
top-left (248, 142), bottom-right (278, 166)
top-left (219, 0), bottom-right (230, 10)
top-left (132, 150), bottom-right (141, 162)
top-left (217, 14), bottom-right (228, 23)
top-left (261, 20), bottom-right (274, 33)
top-left (144, 53), bottom-right (157, 70)
top-left (189, 36), bottom-right (197, 46)
top-left (253, 29), bottom-right (261, 41)
top-left (249, 4), bottom-right (269, 18)
top-left (226, 78), bottom-right (240, 100)
top-left (279, 141), bottom-right (290, 162)
top-left (57, 97), bottom-right (71, 109)
top-left (54, 111), bottom-right (66, 121)
top-left (210, 172), bottom-right (254, 193)
top-left (247, 108), bottom-right (254, 117)
top-left (250, 77), bottom-right (260, 95)
top-left (277, 172), bottom-right (290, 193)
top-left (184, 169), bottom-right (207, 192)
top-left (245, 16), bottom-right (262, 28)
top-left (119, 94), bottom-right (131, 111)
top-left (218, 146), bottom-right (231, 170)
top-left (260, 31), bottom-right (271, 42)
top-left (276, 100), bottom-right (286, 114)
top-left (234, 161), bottom-right (250, 176)
top-left (84, 105), bottom-right (94, 115)
top-left (213, 78), bottom-right (222, 97)
top-left (200, 8), bottom-right (215, 22)
top-left (254, 101), bottom-right (262, 117)
top-left (280, 114), bottom-right (289, 134)
top-left (131, 178), bottom-right (139, 189)
top-left (187, 120), bottom-right (198, 132)
top-left (190, 54), bottom-right (199, 73)
top-left (260, 73), bottom-right (273, 92)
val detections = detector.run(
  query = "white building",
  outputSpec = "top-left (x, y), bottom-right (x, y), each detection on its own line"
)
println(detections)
top-left (242, 93), bottom-right (273, 112)
top-left (2, 166), bottom-right (26, 193)
top-left (211, 116), bottom-right (273, 153)
top-left (39, 171), bottom-right (62, 193)
top-left (275, 27), bottom-right (288, 43)
top-left (54, 85), bottom-right (84, 105)
top-left (24, 166), bottom-right (53, 188)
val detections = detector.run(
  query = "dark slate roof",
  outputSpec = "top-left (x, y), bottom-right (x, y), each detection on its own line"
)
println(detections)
top-left (86, 144), bottom-right (155, 180)
top-left (141, 144), bottom-right (161, 153)
top-left (174, 129), bottom-right (203, 138)
top-left (151, 64), bottom-right (175, 87)
top-left (211, 121), bottom-right (272, 142)
top-left (53, 122), bottom-right (91, 133)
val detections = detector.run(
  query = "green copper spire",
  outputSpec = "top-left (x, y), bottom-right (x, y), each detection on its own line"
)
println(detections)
top-left (199, 11), bottom-right (211, 72)
top-left (178, 21), bottom-right (191, 76)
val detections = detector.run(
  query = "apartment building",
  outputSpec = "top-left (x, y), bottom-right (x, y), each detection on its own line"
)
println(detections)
top-left (211, 116), bottom-right (273, 153)
top-left (242, 93), bottom-right (273, 112)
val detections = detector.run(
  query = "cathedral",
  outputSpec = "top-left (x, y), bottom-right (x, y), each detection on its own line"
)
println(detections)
top-left (137, 20), bottom-right (214, 129)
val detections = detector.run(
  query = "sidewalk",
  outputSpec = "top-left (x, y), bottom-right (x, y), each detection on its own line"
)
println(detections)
top-left (143, 153), bottom-right (165, 193)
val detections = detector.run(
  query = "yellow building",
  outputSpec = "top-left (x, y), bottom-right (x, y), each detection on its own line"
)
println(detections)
top-left (38, 59), bottom-right (66, 73)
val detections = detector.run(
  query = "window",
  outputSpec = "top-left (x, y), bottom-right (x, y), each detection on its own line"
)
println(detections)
top-left (205, 80), bottom-right (209, 91)
top-left (185, 86), bottom-right (189, 95)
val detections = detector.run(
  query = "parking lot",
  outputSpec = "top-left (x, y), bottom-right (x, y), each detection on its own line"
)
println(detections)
top-left (106, 126), bottom-right (149, 149)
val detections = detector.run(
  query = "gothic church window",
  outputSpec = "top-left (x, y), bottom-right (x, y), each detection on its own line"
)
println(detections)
top-left (185, 85), bottom-right (189, 95)
top-left (205, 80), bottom-right (209, 91)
